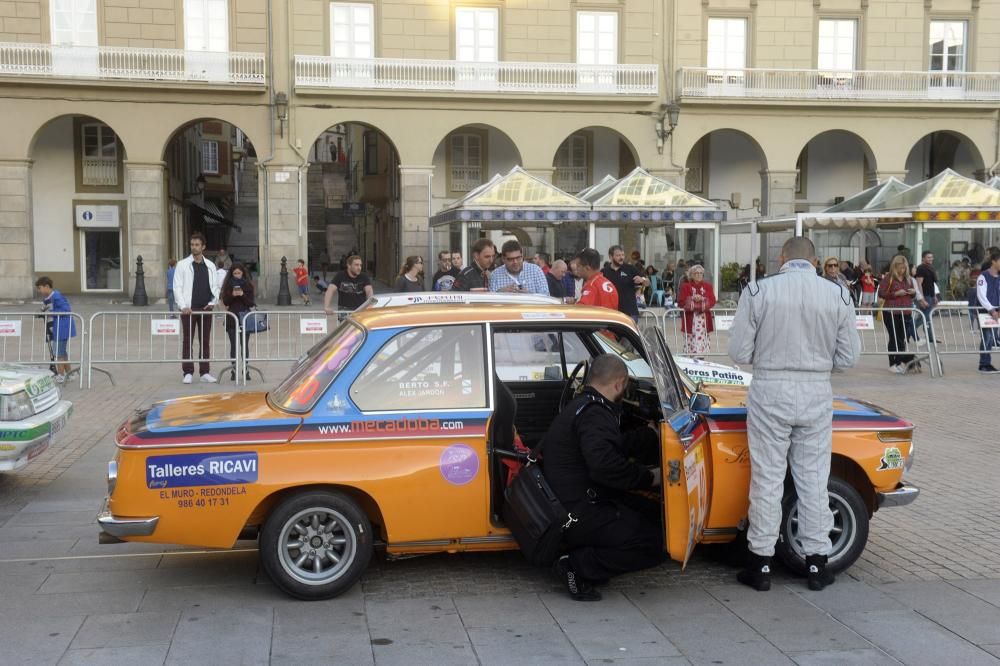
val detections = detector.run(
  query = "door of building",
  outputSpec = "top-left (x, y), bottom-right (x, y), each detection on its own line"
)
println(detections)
top-left (184, 0), bottom-right (229, 82)
top-left (49, 0), bottom-right (98, 76)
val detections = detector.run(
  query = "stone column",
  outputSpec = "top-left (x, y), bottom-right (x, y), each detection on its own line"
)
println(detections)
top-left (760, 169), bottom-right (799, 273)
top-left (0, 159), bottom-right (34, 301)
top-left (400, 166), bottom-right (433, 276)
top-left (125, 162), bottom-right (168, 300)
top-left (259, 163), bottom-right (306, 300)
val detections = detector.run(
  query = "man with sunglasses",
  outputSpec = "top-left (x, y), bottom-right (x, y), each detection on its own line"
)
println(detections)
top-left (489, 240), bottom-right (549, 295)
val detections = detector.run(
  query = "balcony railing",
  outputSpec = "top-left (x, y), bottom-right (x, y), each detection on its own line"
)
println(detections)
top-left (295, 56), bottom-right (658, 96)
top-left (679, 67), bottom-right (1000, 102)
top-left (450, 166), bottom-right (483, 193)
top-left (554, 166), bottom-right (588, 193)
top-left (81, 157), bottom-right (118, 186)
top-left (0, 43), bottom-right (265, 85)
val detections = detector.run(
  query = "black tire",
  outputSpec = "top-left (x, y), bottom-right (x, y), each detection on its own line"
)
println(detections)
top-left (776, 476), bottom-right (869, 575)
top-left (260, 490), bottom-right (373, 600)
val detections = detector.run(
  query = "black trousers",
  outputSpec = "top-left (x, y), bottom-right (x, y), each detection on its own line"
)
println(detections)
top-left (181, 311), bottom-right (212, 376)
top-left (564, 493), bottom-right (664, 582)
top-left (883, 312), bottom-right (914, 367)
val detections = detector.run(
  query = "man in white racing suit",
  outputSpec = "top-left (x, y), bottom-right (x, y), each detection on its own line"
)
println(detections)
top-left (728, 237), bottom-right (861, 591)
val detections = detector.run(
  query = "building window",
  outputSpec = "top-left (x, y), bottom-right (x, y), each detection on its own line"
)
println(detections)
top-left (818, 19), bottom-right (857, 72)
top-left (554, 134), bottom-right (589, 193)
top-left (202, 140), bottom-right (219, 174)
top-left (929, 20), bottom-right (967, 73)
top-left (363, 130), bottom-right (378, 175)
top-left (184, 0), bottom-right (229, 51)
top-left (456, 7), bottom-right (498, 62)
top-left (707, 17), bottom-right (747, 76)
top-left (450, 133), bottom-right (483, 192)
top-left (577, 12), bottom-right (617, 66)
top-left (50, 0), bottom-right (98, 46)
top-left (81, 124), bottom-right (118, 187)
top-left (330, 2), bottom-right (374, 58)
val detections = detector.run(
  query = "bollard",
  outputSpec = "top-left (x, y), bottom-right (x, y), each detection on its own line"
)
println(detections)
top-left (132, 255), bottom-right (149, 306)
top-left (276, 256), bottom-right (292, 306)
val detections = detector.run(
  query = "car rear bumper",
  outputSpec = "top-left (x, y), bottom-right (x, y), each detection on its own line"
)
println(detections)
top-left (97, 497), bottom-right (159, 540)
top-left (877, 483), bottom-right (920, 508)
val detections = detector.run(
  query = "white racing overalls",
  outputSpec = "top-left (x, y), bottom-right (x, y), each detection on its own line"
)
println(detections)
top-left (728, 259), bottom-right (861, 557)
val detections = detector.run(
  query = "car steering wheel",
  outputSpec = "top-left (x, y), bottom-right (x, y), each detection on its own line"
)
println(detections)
top-left (559, 360), bottom-right (590, 411)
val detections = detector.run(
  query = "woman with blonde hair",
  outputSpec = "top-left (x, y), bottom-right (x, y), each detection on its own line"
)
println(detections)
top-left (393, 255), bottom-right (424, 292)
top-left (679, 264), bottom-right (716, 356)
top-left (877, 254), bottom-right (917, 373)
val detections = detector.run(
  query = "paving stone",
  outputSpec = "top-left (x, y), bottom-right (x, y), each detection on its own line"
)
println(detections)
top-left (69, 611), bottom-right (178, 649)
top-left (541, 590), bottom-right (682, 660)
top-left (58, 644), bottom-right (170, 665)
top-left (0, 537), bottom-right (78, 559)
top-left (165, 606), bottom-right (273, 665)
top-left (875, 581), bottom-right (1000, 644)
top-left (0, 570), bottom-right (48, 593)
top-left (454, 592), bottom-right (557, 628)
top-left (705, 585), bottom-right (871, 654)
top-left (270, 587), bottom-right (373, 663)
top-left (139, 582), bottom-right (293, 612)
top-left (0, 553), bottom-right (163, 575)
top-left (0, 588), bottom-right (144, 617)
top-left (792, 580), bottom-right (906, 615)
top-left (949, 579), bottom-right (1000, 608)
top-left (364, 596), bottom-right (477, 665)
top-left (837, 610), bottom-right (999, 666)
top-left (38, 564), bottom-right (253, 594)
top-left (468, 626), bottom-right (583, 665)
top-left (5, 510), bottom-right (97, 526)
top-left (0, 613), bottom-right (85, 664)
top-left (629, 587), bottom-right (793, 665)
top-left (789, 648), bottom-right (901, 665)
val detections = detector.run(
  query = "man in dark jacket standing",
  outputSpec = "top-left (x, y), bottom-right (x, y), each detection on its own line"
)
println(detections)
top-left (541, 354), bottom-right (663, 601)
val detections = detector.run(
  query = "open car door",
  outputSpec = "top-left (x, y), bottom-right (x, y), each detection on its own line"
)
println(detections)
top-left (637, 321), bottom-right (710, 567)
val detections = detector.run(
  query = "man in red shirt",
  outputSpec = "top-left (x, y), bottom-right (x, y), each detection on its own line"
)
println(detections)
top-left (576, 248), bottom-right (619, 311)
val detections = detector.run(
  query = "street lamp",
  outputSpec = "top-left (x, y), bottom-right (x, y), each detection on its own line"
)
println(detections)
top-left (655, 102), bottom-right (681, 155)
top-left (274, 92), bottom-right (289, 138)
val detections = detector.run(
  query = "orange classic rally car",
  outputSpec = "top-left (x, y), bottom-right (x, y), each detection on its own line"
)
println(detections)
top-left (99, 302), bottom-right (918, 600)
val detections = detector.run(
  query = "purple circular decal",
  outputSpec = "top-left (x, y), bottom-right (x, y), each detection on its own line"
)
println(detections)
top-left (439, 444), bottom-right (479, 486)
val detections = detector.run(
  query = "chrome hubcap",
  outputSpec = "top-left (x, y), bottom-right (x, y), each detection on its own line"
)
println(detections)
top-left (785, 491), bottom-right (856, 565)
top-left (277, 507), bottom-right (356, 586)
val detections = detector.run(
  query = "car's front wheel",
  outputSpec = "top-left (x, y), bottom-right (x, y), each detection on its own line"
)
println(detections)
top-left (260, 490), bottom-right (372, 600)
top-left (776, 476), bottom-right (869, 575)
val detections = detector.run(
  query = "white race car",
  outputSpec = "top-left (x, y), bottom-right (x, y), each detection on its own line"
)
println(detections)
top-left (0, 363), bottom-right (73, 471)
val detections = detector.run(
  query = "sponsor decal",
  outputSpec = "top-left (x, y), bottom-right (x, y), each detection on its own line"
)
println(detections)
top-left (146, 451), bottom-right (258, 488)
top-left (316, 418), bottom-right (467, 436)
top-left (439, 443), bottom-right (479, 485)
top-left (714, 315), bottom-right (734, 331)
top-left (24, 375), bottom-right (54, 399)
top-left (406, 294), bottom-right (464, 305)
top-left (521, 312), bottom-right (566, 320)
top-left (721, 444), bottom-right (750, 464)
top-left (300, 318), bottom-right (328, 335)
top-left (877, 447), bottom-right (904, 471)
top-left (978, 313), bottom-right (999, 329)
top-left (0, 321), bottom-right (22, 337)
top-left (151, 319), bottom-right (180, 335)
top-left (680, 366), bottom-right (750, 386)
top-left (855, 315), bottom-right (875, 330)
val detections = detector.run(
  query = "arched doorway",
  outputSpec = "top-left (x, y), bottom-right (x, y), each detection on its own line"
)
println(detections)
top-left (904, 131), bottom-right (985, 184)
top-left (795, 130), bottom-right (877, 210)
top-left (307, 122), bottom-right (401, 283)
top-left (431, 124), bottom-right (522, 259)
top-left (162, 119), bottom-right (258, 273)
top-left (29, 115), bottom-right (129, 294)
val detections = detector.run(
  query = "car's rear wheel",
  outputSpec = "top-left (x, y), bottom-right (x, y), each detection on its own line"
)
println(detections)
top-left (776, 476), bottom-right (869, 575)
top-left (260, 490), bottom-right (372, 600)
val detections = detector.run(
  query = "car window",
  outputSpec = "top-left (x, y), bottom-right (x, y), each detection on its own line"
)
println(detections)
top-left (270, 321), bottom-right (365, 413)
top-left (592, 333), bottom-right (654, 380)
top-left (351, 325), bottom-right (487, 411)
top-left (493, 331), bottom-right (590, 382)
top-left (637, 321), bottom-right (684, 416)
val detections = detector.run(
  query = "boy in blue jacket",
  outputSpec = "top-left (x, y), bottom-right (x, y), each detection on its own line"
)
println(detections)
top-left (35, 277), bottom-right (77, 383)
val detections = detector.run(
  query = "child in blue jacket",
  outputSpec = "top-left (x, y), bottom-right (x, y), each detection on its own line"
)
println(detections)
top-left (35, 276), bottom-right (77, 383)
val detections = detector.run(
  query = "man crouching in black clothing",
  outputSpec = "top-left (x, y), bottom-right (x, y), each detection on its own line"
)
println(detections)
top-left (542, 353), bottom-right (664, 601)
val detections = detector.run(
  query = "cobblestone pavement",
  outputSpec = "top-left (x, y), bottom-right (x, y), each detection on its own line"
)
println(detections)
top-left (0, 309), bottom-right (999, 663)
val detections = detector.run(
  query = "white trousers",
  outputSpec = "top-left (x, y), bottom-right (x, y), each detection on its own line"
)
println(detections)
top-left (746, 378), bottom-right (834, 557)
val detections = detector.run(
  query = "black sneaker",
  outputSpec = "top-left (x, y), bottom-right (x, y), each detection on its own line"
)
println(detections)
top-left (737, 553), bottom-right (772, 591)
top-left (553, 555), bottom-right (601, 602)
top-left (806, 554), bottom-right (835, 591)
top-left (979, 365), bottom-right (1000, 374)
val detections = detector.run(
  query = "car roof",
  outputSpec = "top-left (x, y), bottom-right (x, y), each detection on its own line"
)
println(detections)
top-left (360, 292), bottom-right (562, 309)
top-left (349, 302), bottom-right (636, 331)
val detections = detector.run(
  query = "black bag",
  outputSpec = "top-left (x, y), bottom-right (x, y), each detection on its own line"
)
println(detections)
top-left (503, 453), bottom-right (576, 567)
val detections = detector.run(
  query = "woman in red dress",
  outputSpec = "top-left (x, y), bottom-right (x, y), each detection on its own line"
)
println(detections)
top-left (679, 264), bottom-right (716, 356)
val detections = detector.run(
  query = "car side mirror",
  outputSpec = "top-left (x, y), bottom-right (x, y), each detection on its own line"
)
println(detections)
top-left (689, 391), bottom-right (712, 416)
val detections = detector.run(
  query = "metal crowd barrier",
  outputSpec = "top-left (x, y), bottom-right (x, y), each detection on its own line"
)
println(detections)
top-left (87, 311), bottom-right (241, 388)
top-left (242, 310), bottom-right (352, 379)
top-left (0, 312), bottom-right (86, 388)
top-left (658, 307), bottom-right (738, 358)
top-left (927, 304), bottom-right (1000, 376)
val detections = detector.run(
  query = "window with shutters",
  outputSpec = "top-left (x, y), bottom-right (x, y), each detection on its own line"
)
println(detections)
top-left (554, 134), bottom-right (590, 193)
top-left (81, 124), bottom-right (118, 187)
top-left (706, 18), bottom-right (747, 85)
top-left (449, 133), bottom-right (484, 193)
top-left (202, 140), bottom-right (219, 174)
top-left (455, 7), bottom-right (498, 62)
top-left (330, 3), bottom-right (374, 58)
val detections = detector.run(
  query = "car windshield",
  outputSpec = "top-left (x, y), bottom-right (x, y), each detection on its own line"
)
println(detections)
top-left (592, 332), bottom-right (654, 380)
top-left (269, 320), bottom-right (365, 413)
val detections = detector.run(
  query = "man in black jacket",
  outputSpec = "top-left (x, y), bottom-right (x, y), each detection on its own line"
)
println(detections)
top-left (541, 353), bottom-right (663, 601)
